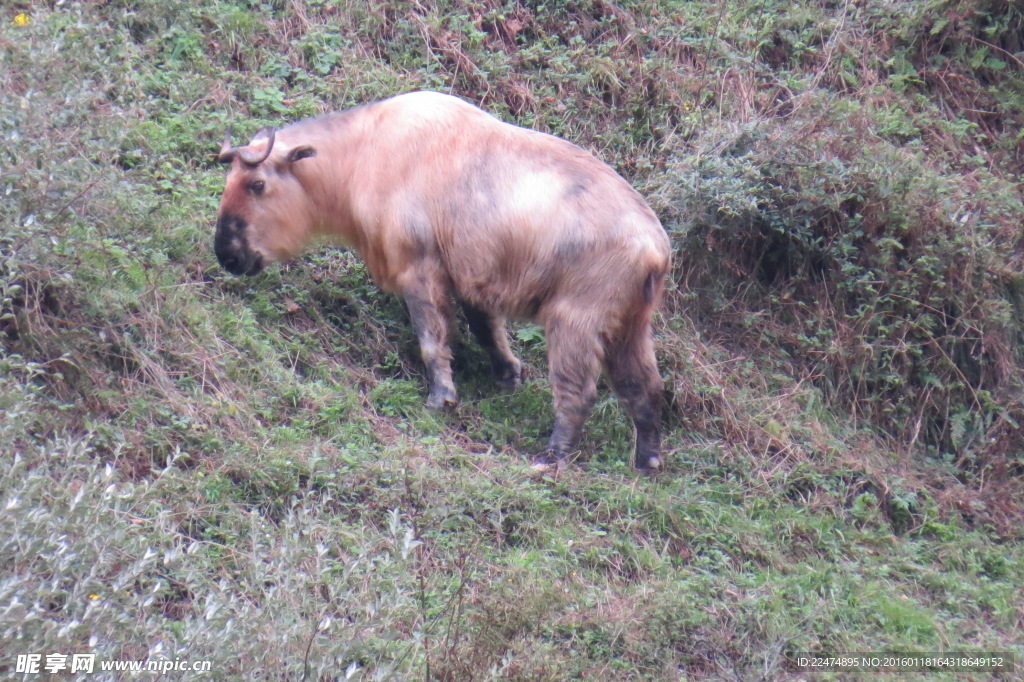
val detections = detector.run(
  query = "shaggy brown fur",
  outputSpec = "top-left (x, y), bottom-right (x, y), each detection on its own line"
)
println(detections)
top-left (214, 91), bottom-right (671, 470)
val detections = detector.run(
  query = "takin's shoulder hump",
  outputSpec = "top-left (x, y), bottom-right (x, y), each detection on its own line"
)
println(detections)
top-left (381, 91), bottom-right (497, 127)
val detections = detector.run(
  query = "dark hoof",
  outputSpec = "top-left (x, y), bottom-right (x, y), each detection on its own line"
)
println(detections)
top-left (495, 360), bottom-right (522, 392)
top-left (426, 387), bottom-right (459, 411)
top-left (496, 375), bottom-right (522, 392)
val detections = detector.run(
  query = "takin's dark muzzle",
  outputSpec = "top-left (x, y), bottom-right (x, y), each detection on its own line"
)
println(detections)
top-left (214, 214), bottom-right (264, 276)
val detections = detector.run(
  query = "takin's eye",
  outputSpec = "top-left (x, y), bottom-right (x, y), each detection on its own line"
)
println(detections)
top-left (248, 180), bottom-right (265, 196)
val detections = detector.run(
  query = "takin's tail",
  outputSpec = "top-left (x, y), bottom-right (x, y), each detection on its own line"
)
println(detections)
top-left (642, 268), bottom-right (667, 307)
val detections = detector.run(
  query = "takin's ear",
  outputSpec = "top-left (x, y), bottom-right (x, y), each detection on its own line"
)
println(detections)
top-left (286, 145), bottom-right (317, 163)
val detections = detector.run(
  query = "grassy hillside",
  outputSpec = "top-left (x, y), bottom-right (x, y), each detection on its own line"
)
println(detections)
top-left (2, 0), bottom-right (1022, 679)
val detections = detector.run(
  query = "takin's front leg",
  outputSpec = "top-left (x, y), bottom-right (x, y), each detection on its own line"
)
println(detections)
top-left (399, 269), bottom-right (459, 410)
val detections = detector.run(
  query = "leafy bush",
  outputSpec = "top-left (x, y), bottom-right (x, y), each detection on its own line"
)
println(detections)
top-left (666, 100), bottom-right (1023, 458)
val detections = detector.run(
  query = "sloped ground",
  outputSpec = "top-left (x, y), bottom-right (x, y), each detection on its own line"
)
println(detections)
top-left (1, 1), bottom-right (1022, 678)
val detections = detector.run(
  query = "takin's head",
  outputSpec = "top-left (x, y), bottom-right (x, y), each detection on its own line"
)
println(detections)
top-left (214, 127), bottom-right (318, 276)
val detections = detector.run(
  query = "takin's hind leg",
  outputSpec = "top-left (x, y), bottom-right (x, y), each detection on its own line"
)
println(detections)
top-left (461, 302), bottom-right (522, 390)
top-left (533, 304), bottom-right (601, 469)
top-left (604, 323), bottom-right (664, 472)
top-left (399, 267), bottom-right (459, 410)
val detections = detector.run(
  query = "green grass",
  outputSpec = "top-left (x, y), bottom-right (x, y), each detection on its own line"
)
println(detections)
top-left (2, 0), bottom-right (1023, 679)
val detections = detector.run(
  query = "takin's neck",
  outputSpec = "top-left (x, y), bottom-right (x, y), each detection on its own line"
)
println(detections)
top-left (288, 112), bottom-right (370, 250)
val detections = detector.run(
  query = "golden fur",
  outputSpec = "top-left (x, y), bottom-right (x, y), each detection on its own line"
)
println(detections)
top-left (216, 91), bottom-right (671, 470)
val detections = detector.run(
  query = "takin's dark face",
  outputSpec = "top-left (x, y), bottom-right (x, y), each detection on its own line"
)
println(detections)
top-left (214, 129), bottom-right (317, 276)
top-left (214, 210), bottom-right (263, 276)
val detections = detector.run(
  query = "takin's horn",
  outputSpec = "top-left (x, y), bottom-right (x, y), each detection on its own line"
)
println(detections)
top-left (215, 126), bottom-right (237, 164)
top-left (239, 127), bottom-right (276, 166)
